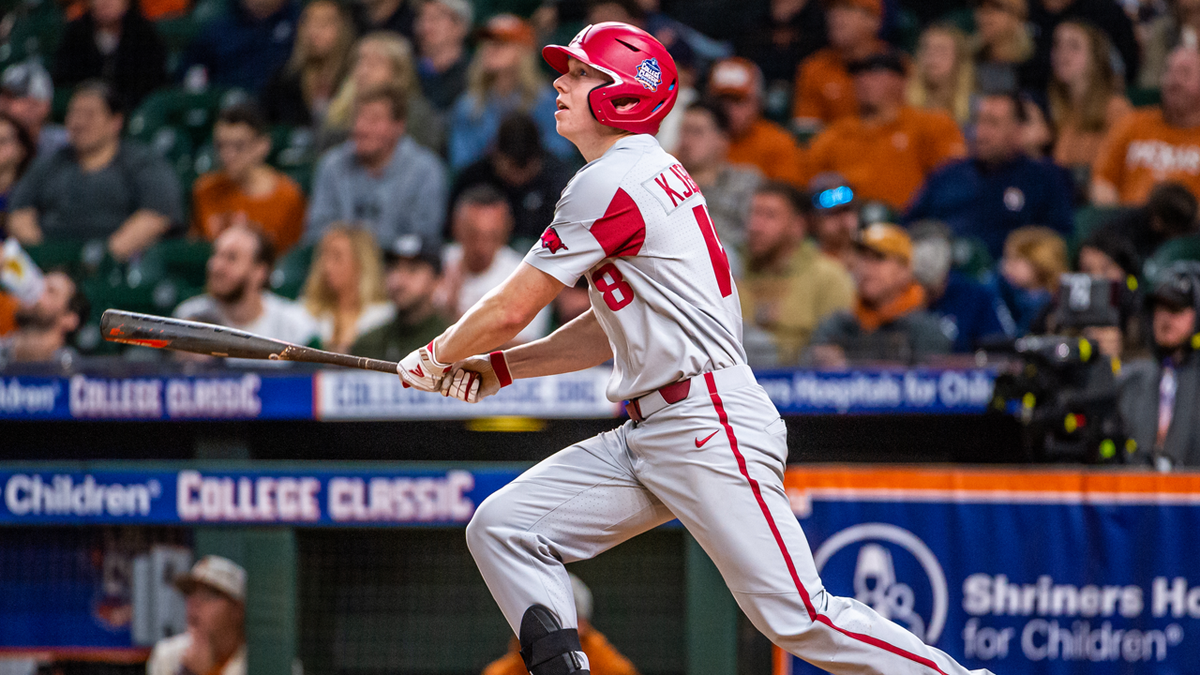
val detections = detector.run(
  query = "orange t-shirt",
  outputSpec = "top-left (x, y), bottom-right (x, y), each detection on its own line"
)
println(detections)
top-left (727, 118), bottom-right (806, 187)
top-left (0, 292), bottom-right (17, 336)
top-left (482, 631), bottom-right (638, 675)
top-left (1053, 95), bottom-right (1133, 168)
top-left (792, 42), bottom-right (888, 127)
top-left (1091, 107), bottom-right (1200, 205)
top-left (802, 106), bottom-right (966, 209)
top-left (190, 170), bottom-right (307, 253)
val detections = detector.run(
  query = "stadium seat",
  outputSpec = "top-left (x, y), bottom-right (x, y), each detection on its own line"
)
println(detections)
top-left (269, 126), bottom-right (317, 194)
top-left (270, 244), bottom-right (313, 300)
top-left (127, 86), bottom-right (251, 150)
top-left (1144, 235), bottom-right (1200, 284)
top-left (1071, 205), bottom-right (1127, 255)
top-left (0, 0), bottom-right (65, 70)
top-left (951, 236), bottom-right (994, 281)
top-left (144, 239), bottom-right (212, 288)
top-left (1127, 86), bottom-right (1161, 108)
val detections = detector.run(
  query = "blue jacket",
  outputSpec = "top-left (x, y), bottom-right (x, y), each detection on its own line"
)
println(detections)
top-left (184, 0), bottom-right (300, 93)
top-left (986, 272), bottom-right (1050, 337)
top-left (928, 271), bottom-right (1010, 352)
top-left (903, 155), bottom-right (1074, 261)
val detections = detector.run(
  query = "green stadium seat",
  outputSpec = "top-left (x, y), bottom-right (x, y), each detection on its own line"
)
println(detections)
top-left (1127, 86), bottom-right (1161, 108)
top-left (0, 0), bottom-right (65, 70)
top-left (127, 86), bottom-right (250, 150)
top-left (951, 236), bottom-right (994, 281)
top-left (1144, 235), bottom-right (1200, 285)
top-left (270, 244), bottom-right (313, 300)
top-left (1071, 205), bottom-right (1127, 255)
top-left (143, 239), bottom-right (212, 288)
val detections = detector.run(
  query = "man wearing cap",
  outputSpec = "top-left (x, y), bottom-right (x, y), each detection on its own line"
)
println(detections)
top-left (147, 556), bottom-right (247, 675)
top-left (791, 0), bottom-right (889, 130)
top-left (481, 574), bottom-right (638, 675)
top-left (707, 57), bottom-right (805, 186)
top-left (738, 181), bottom-right (854, 364)
top-left (351, 234), bottom-right (450, 361)
top-left (675, 100), bottom-right (762, 249)
top-left (808, 222), bottom-right (951, 366)
top-left (803, 49), bottom-right (966, 211)
top-left (0, 61), bottom-right (68, 159)
top-left (806, 171), bottom-right (861, 269)
top-left (902, 91), bottom-right (1073, 261)
top-left (415, 0), bottom-right (472, 111)
top-left (1119, 262), bottom-right (1200, 469)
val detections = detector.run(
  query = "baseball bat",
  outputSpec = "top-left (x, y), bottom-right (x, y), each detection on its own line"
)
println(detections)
top-left (100, 309), bottom-right (400, 374)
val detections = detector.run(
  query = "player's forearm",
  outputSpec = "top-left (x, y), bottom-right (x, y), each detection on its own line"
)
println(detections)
top-left (433, 263), bottom-right (564, 363)
top-left (504, 308), bottom-right (612, 379)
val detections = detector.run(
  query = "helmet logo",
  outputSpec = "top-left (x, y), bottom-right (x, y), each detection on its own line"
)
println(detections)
top-left (635, 58), bottom-right (662, 92)
top-left (540, 227), bottom-right (569, 254)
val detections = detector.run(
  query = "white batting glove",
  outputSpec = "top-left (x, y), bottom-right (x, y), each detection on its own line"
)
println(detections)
top-left (397, 341), bottom-right (452, 392)
top-left (442, 351), bottom-right (513, 403)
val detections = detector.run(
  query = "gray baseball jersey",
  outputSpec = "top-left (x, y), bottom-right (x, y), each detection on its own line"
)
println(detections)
top-left (472, 133), bottom-right (993, 675)
top-left (523, 134), bottom-right (746, 402)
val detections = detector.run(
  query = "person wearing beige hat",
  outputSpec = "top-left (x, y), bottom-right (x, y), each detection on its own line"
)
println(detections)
top-left (707, 57), bottom-right (805, 186)
top-left (807, 222), bottom-right (950, 367)
top-left (146, 556), bottom-right (247, 675)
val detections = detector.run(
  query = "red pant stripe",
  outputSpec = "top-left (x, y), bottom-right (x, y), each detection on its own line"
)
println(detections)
top-left (702, 372), bottom-right (950, 675)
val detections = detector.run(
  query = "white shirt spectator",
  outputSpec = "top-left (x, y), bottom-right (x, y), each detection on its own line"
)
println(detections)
top-left (174, 292), bottom-right (320, 365)
top-left (306, 302), bottom-right (395, 348)
top-left (146, 632), bottom-right (246, 675)
top-left (442, 243), bottom-right (550, 343)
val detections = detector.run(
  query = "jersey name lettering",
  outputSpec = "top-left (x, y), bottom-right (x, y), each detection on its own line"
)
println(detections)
top-left (644, 163), bottom-right (702, 212)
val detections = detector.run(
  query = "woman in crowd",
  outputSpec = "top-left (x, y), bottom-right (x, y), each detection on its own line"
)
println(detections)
top-left (262, 0), bottom-right (356, 128)
top-left (324, 32), bottom-right (443, 152)
top-left (0, 112), bottom-right (35, 238)
top-left (447, 14), bottom-right (572, 171)
top-left (991, 225), bottom-right (1068, 336)
top-left (54, 0), bottom-right (167, 109)
top-left (907, 24), bottom-right (975, 126)
top-left (301, 225), bottom-right (393, 353)
top-left (1047, 21), bottom-right (1132, 171)
top-left (973, 0), bottom-right (1036, 94)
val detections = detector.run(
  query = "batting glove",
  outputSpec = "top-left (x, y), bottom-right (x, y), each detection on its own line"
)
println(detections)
top-left (442, 351), bottom-right (513, 403)
top-left (397, 341), bottom-right (452, 392)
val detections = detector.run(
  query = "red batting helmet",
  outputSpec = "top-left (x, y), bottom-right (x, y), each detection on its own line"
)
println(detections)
top-left (542, 22), bottom-right (679, 136)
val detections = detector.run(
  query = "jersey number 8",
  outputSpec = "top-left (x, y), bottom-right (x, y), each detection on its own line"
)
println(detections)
top-left (590, 204), bottom-right (732, 311)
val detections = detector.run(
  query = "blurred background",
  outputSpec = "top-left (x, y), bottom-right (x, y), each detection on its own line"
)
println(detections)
top-left (1, 0), bottom-right (1200, 672)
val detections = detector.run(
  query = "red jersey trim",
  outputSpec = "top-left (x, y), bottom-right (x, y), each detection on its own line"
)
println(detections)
top-left (591, 188), bottom-right (646, 258)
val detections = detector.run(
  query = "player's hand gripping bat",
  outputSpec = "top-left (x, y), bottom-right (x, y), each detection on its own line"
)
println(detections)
top-left (100, 309), bottom-right (400, 374)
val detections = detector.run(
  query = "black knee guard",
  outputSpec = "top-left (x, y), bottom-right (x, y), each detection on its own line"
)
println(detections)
top-left (518, 605), bottom-right (588, 675)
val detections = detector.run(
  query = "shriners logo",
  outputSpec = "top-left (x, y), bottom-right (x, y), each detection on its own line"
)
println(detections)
top-left (813, 523), bottom-right (949, 644)
top-left (541, 227), bottom-right (569, 254)
top-left (635, 58), bottom-right (662, 92)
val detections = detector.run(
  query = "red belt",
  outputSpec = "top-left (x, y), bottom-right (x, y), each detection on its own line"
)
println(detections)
top-left (624, 378), bottom-right (693, 422)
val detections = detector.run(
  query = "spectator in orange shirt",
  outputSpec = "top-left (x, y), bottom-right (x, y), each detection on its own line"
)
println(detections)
top-left (482, 574), bottom-right (637, 675)
top-left (1092, 46), bottom-right (1200, 205)
top-left (708, 57), bottom-right (805, 186)
top-left (804, 50), bottom-right (967, 210)
top-left (792, 0), bottom-right (887, 131)
top-left (191, 103), bottom-right (307, 253)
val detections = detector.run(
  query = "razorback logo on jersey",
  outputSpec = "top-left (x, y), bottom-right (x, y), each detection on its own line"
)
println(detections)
top-left (643, 163), bottom-right (702, 213)
top-left (540, 227), bottom-right (569, 253)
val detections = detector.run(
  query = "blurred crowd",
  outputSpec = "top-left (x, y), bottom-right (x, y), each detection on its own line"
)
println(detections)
top-left (0, 0), bottom-right (1198, 457)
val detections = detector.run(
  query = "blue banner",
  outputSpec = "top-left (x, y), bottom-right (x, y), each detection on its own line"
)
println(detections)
top-left (757, 368), bottom-right (995, 414)
top-left (0, 467), bottom-right (524, 526)
top-left (778, 468), bottom-right (1200, 675)
top-left (0, 373), bottom-right (313, 420)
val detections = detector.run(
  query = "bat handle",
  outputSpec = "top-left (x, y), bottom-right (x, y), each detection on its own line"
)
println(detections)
top-left (358, 357), bottom-right (402, 374)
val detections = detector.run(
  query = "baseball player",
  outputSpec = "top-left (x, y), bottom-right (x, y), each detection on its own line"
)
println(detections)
top-left (396, 22), bottom-right (994, 675)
